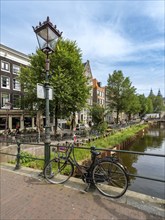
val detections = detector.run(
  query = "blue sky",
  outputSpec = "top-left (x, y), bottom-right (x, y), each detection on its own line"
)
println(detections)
top-left (1, 0), bottom-right (165, 97)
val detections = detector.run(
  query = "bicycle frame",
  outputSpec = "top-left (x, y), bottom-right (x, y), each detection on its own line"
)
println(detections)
top-left (46, 144), bottom-right (129, 197)
top-left (55, 144), bottom-right (100, 179)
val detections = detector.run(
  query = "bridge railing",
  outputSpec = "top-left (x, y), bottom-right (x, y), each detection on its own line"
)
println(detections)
top-left (0, 142), bottom-right (164, 184)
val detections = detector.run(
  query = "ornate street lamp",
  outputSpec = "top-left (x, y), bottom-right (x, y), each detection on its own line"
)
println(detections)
top-left (33, 16), bottom-right (62, 166)
top-left (33, 16), bottom-right (62, 54)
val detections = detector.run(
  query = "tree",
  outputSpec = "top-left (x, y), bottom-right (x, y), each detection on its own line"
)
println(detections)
top-left (90, 103), bottom-right (105, 125)
top-left (146, 97), bottom-right (153, 113)
top-left (106, 70), bottom-right (136, 123)
top-left (18, 39), bottom-right (90, 133)
top-left (138, 94), bottom-right (148, 118)
top-left (125, 93), bottom-right (141, 120)
top-left (154, 93), bottom-right (164, 112)
top-left (90, 103), bottom-right (108, 134)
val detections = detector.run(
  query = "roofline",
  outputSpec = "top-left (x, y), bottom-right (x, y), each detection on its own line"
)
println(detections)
top-left (0, 43), bottom-right (29, 60)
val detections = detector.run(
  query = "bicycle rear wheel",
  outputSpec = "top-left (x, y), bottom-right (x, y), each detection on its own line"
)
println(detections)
top-left (92, 160), bottom-right (128, 198)
top-left (44, 157), bottom-right (74, 184)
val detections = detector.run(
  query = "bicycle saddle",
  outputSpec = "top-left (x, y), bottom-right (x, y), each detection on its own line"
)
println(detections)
top-left (91, 146), bottom-right (101, 156)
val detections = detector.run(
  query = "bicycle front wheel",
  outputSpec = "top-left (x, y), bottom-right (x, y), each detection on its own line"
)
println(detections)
top-left (92, 160), bottom-right (128, 198)
top-left (44, 157), bottom-right (74, 184)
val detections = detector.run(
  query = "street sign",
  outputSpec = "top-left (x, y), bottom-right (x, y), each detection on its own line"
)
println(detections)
top-left (37, 83), bottom-right (53, 100)
top-left (37, 83), bottom-right (45, 99)
top-left (49, 87), bottom-right (53, 100)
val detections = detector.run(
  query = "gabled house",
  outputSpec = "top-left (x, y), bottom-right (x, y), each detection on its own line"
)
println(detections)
top-left (92, 78), bottom-right (105, 107)
top-left (76, 60), bottom-right (93, 125)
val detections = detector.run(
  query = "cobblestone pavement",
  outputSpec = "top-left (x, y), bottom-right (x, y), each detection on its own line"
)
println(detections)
top-left (1, 166), bottom-right (164, 220)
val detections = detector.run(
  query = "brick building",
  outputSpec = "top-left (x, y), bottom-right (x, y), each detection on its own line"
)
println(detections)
top-left (0, 44), bottom-right (36, 132)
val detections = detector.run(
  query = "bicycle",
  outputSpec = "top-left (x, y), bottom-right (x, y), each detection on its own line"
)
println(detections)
top-left (44, 144), bottom-right (129, 198)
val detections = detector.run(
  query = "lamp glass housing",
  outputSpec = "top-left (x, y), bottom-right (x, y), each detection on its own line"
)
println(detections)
top-left (34, 19), bottom-right (61, 54)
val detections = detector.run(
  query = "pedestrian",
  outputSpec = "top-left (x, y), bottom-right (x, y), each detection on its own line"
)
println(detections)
top-left (7, 128), bottom-right (11, 135)
top-left (15, 125), bottom-right (20, 135)
top-left (73, 134), bottom-right (77, 143)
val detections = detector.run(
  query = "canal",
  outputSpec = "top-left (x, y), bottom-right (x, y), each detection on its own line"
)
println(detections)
top-left (120, 122), bottom-right (165, 199)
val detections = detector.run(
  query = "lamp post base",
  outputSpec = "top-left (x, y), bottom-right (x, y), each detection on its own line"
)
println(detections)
top-left (44, 141), bottom-right (51, 166)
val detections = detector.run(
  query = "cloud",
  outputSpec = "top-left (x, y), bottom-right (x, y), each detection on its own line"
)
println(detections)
top-left (1, 0), bottom-right (164, 97)
top-left (75, 23), bottom-right (132, 58)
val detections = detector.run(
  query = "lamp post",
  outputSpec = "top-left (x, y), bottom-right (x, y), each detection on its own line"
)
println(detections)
top-left (33, 16), bottom-right (62, 166)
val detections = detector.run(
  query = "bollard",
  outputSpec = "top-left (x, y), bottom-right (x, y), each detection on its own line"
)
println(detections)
top-left (15, 139), bottom-right (21, 170)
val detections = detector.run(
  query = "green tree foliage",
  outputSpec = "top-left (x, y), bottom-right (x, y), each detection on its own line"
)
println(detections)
top-left (125, 93), bottom-right (141, 120)
top-left (50, 39), bottom-right (90, 120)
top-left (18, 39), bottom-right (90, 132)
top-left (138, 94), bottom-right (148, 117)
top-left (19, 50), bottom-right (46, 112)
top-left (106, 70), bottom-right (137, 123)
top-left (90, 103), bottom-right (106, 125)
top-left (146, 97), bottom-right (154, 113)
top-left (153, 95), bottom-right (164, 112)
top-left (90, 103), bottom-right (108, 134)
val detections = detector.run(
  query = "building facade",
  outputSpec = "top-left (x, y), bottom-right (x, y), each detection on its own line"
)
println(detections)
top-left (77, 60), bottom-right (93, 125)
top-left (92, 78), bottom-right (105, 106)
top-left (1, 44), bottom-right (126, 133)
top-left (0, 44), bottom-right (36, 132)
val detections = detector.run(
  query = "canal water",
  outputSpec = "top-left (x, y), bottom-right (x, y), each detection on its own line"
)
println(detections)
top-left (120, 122), bottom-right (165, 199)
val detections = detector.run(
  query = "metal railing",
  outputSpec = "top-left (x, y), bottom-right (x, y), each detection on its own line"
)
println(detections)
top-left (0, 142), bottom-right (164, 184)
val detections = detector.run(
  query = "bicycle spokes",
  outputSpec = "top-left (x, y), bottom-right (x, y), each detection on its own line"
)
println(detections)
top-left (44, 157), bottom-right (74, 184)
top-left (93, 161), bottom-right (128, 198)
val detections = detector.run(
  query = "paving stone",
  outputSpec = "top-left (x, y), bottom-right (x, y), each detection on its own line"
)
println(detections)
top-left (1, 166), bottom-right (164, 220)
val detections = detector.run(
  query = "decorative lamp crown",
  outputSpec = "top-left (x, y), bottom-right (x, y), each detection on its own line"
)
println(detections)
top-left (33, 16), bottom-right (62, 54)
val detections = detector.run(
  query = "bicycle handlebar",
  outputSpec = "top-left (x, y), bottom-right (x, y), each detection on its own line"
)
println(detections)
top-left (90, 146), bottom-right (96, 150)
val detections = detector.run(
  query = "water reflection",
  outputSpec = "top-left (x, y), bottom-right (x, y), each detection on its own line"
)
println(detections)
top-left (119, 122), bottom-right (165, 199)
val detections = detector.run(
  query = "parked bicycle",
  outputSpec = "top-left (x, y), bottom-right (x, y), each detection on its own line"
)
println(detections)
top-left (44, 144), bottom-right (129, 198)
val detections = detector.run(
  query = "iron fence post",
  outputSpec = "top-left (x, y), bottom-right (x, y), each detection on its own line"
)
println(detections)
top-left (15, 139), bottom-right (21, 170)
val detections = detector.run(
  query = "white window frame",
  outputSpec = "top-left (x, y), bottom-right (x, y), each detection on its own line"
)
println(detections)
top-left (1, 93), bottom-right (10, 108)
top-left (13, 64), bottom-right (20, 75)
top-left (13, 94), bottom-right (21, 109)
top-left (13, 78), bottom-right (21, 91)
top-left (1, 75), bottom-right (10, 89)
top-left (1, 60), bottom-right (10, 72)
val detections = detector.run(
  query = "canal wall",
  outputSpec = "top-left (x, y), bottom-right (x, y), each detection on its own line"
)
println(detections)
top-left (100, 126), bottom-right (149, 158)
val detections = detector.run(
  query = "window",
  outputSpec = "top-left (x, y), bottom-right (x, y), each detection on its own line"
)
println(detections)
top-left (12, 117), bottom-right (20, 129)
top-left (13, 65), bottom-right (20, 74)
top-left (1, 93), bottom-right (10, 108)
top-left (1, 76), bottom-right (10, 89)
top-left (24, 117), bottom-right (32, 128)
top-left (13, 94), bottom-right (21, 109)
top-left (0, 117), bottom-right (6, 130)
top-left (13, 78), bottom-right (21, 91)
top-left (1, 60), bottom-right (10, 72)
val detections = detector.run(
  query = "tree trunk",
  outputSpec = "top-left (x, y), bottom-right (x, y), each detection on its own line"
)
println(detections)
top-left (128, 113), bottom-right (131, 121)
top-left (71, 112), bottom-right (76, 131)
top-left (116, 109), bottom-right (119, 124)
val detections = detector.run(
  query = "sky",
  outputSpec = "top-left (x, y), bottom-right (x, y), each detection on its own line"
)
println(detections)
top-left (1, 0), bottom-right (165, 97)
